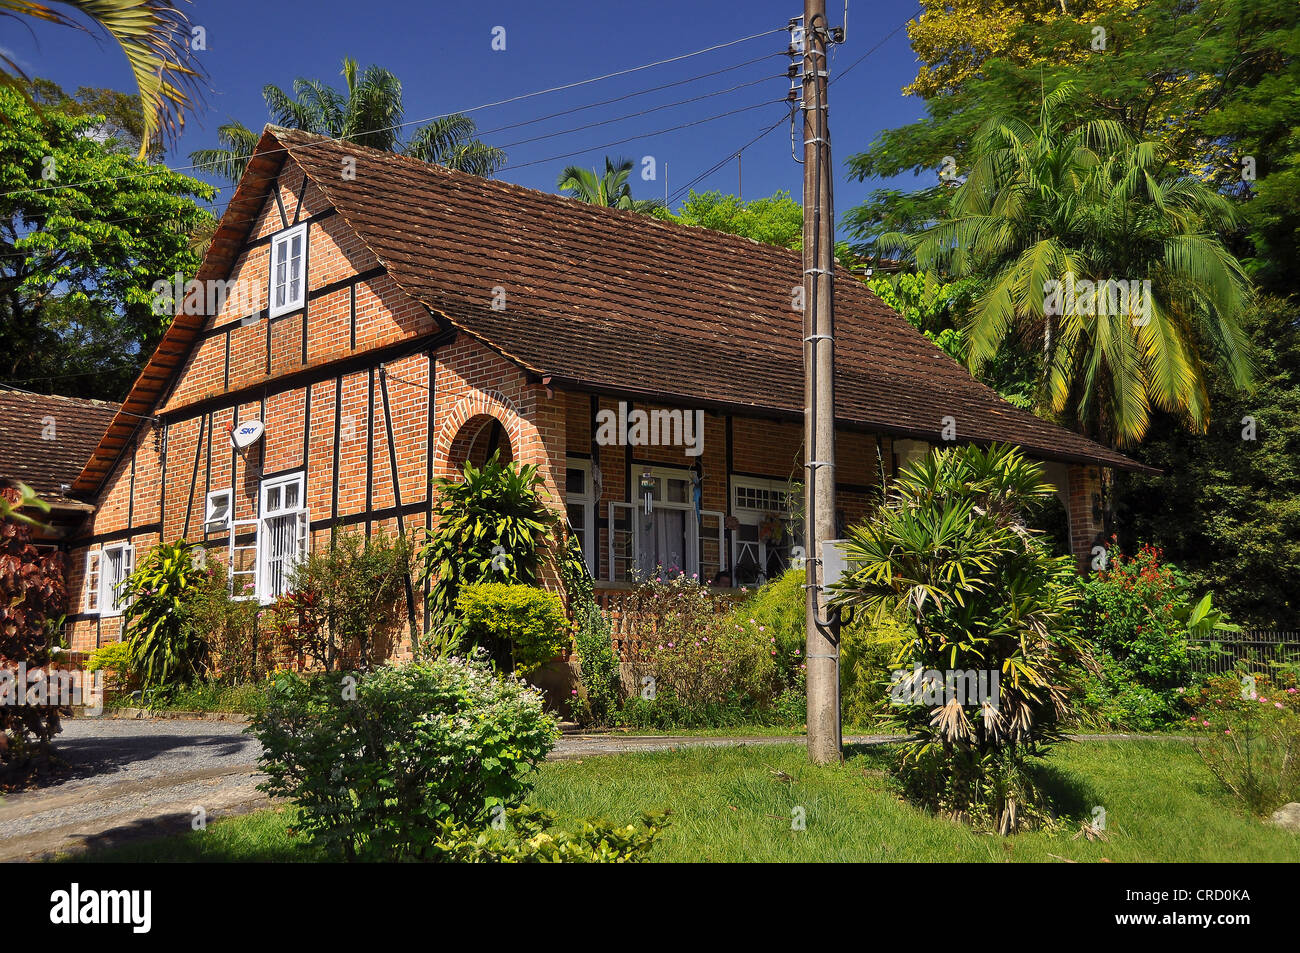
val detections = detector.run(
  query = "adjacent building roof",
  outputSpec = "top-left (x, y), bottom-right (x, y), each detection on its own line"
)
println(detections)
top-left (0, 389), bottom-right (119, 506)
top-left (74, 126), bottom-right (1147, 493)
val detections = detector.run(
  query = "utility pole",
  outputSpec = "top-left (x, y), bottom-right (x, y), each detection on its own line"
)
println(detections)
top-left (800, 0), bottom-right (841, 764)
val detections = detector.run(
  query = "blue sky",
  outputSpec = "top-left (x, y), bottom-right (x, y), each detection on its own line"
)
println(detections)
top-left (6, 0), bottom-right (927, 229)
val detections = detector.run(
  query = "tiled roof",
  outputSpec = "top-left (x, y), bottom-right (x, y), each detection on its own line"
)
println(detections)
top-left (74, 126), bottom-right (1146, 493)
top-left (0, 390), bottom-right (119, 502)
top-left (274, 127), bottom-right (1144, 472)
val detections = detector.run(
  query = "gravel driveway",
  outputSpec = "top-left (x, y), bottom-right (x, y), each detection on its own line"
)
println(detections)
top-left (0, 719), bottom-right (264, 862)
top-left (0, 719), bottom-right (898, 861)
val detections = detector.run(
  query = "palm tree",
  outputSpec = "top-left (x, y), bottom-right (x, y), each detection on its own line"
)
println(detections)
top-left (556, 156), bottom-right (664, 213)
top-left (0, 0), bottom-right (204, 159)
top-left (189, 57), bottom-right (505, 184)
top-left (886, 85), bottom-right (1255, 447)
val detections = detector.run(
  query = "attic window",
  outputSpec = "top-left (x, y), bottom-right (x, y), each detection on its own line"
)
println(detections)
top-left (269, 223), bottom-right (307, 317)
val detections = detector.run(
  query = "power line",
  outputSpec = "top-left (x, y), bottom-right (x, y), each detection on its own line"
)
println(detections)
top-left (0, 56), bottom-right (785, 250)
top-left (0, 74), bottom-right (785, 264)
top-left (0, 28), bottom-right (786, 202)
top-left (491, 100), bottom-right (786, 175)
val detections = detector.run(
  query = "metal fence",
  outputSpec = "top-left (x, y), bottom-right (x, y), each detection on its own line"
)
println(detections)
top-left (1187, 630), bottom-right (1300, 676)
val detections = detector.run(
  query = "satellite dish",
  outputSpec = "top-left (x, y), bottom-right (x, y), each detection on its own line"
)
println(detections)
top-left (230, 420), bottom-right (265, 450)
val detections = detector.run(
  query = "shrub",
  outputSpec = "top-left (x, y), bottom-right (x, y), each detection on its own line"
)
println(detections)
top-left (0, 506), bottom-right (67, 781)
top-left (729, 569), bottom-right (907, 726)
top-left (1187, 671), bottom-right (1300, 815)
top-left (455, 582), bottom-right (568, 675)
top-left (558, 531), bottom-right (620, 725)
top-left (271, 529), bottom-right (411, 672)
top-left (122, 540), bottom-right (208, 691)
top-left (1077, 542), bottom-right (1212, 728)
top-left (431, 805), bottom-right (668, 862)
top-left (619, 573), bottom-right (776, 727)
top-left (417, 452), bottom-right (557, 633)
top-left (250, 657), bottom-right (559, 861)
top-left (831, 444), bottom-right (1091, 833)
top-left (85, 641), bottom-right (135, 691)
top-left (187, 558), bottom-right (273, 683)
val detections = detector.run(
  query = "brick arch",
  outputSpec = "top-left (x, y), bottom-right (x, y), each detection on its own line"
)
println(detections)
top-left (434, 390), bottom-right (544, 479)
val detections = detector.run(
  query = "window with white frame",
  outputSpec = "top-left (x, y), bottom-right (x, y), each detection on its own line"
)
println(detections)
top-left (258, 472), bottom-right (307, 603)
top-left (269, 223), bottom-right (307, 317)
top-left (730, 476), bottom-right (800, 586)
top-left (204, 489), bottom-right (232, 532)
top-left (565, 459), bottom-right (595, 576)
top-left (84, 542), bottom-right (134, 616)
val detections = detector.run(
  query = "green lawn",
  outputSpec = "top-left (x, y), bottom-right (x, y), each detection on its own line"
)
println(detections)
top-left (74, 739), bottom-right (1299, 863)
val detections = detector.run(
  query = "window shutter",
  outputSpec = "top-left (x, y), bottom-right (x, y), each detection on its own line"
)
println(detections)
top-left (85, 550), bottom-right (101, 614)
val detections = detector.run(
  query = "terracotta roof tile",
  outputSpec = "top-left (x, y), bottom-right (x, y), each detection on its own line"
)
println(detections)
top-left (73, 126), bottom-right (1147, 494)
top-left (276, 128), bottom-right (1144, 472)
top-left (0, 390), bottom-right (119, 501)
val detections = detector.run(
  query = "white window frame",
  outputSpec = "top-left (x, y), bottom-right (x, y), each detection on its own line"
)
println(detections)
top-left (204, 488), bottom-right (232, 532)
top-left (268, 223), bottom-right (308, 317)
top-left (256, 471), bottom-right (308, 605)
top-left (565, 458), bottom-right (596, 576)
top-left (636, 466), bottom-right (697, 579)
top-left (84, 549), bottom-right (102, 614)
top-left (730, 475), bottom-right (798, 585)
top-left (97, 542), bottom-right (135, 617)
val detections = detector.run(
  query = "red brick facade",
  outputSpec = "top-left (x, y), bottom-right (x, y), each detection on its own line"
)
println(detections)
top-left (63, 153), bottom-right (1112, 655)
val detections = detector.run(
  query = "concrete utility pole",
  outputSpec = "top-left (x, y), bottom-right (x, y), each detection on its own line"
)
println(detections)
top-left (800, 0), bottom-right (841, 764)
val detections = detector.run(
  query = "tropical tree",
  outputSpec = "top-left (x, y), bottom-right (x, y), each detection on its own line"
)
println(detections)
top-left (0, 85), bottom-right (214, 399)
top-left (0, 0), bottom-right (204, 158)
top-left (830, 444), bottom-right (1090, 832)
top-left (884, 87), bottom-right (1255, 446)
top-left (556, 156), bottom-right (663, 213)
top-left (189, 57), bottom-right (505, 184)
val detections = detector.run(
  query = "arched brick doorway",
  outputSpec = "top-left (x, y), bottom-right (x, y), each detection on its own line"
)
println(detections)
top-left (451, 415), bottom-right (514, 470)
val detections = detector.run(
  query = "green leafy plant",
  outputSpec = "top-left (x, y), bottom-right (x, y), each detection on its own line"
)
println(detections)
top-left (186, 557), bottom-right (273, 684)
top-left (85, 640), bottom-right (135, 691)
top-left (558, 531), bottom-right (620, 725)
top-left (271, 528), bottom-right (410, 672)
top-left (250, 657), bottom-right (559, 861)
top-left (122, 540), bottom-right (208, 691)
top-left (1188, 671), bottom-right (1300, 815)
top-left (417, 451), bottom-right (557, 635)
top-left (431, 805), bottom-right (668, 862)
top-left (830, 444), bottom-right (1091, 833)
top-left (455, 583), bottom-right (568, 675)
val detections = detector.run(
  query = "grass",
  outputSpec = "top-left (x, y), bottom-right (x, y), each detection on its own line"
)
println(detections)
top-left (71, 738), bottom-right (1300, 863)
top-left (106, 681), bottom-right (270, 716)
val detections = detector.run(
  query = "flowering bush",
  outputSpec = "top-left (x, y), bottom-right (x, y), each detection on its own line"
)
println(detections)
top-left (251, 656), bottom-right (559, 861)
top-left (618, 572), bottom-right (777, 728)
top-left (1078, 541), bottom-right (1217, 729)
top-left (1187, 671), bottom-right (1300, 815)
